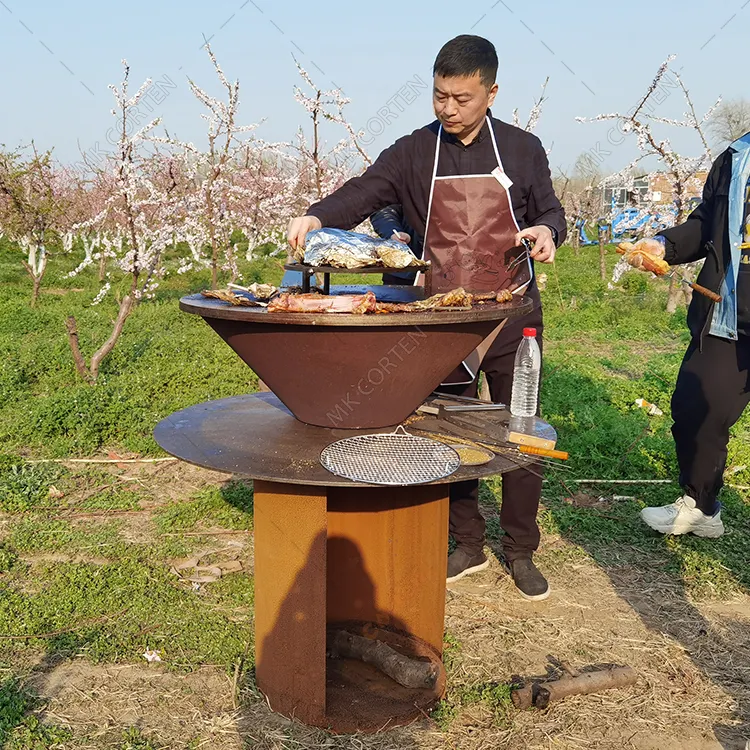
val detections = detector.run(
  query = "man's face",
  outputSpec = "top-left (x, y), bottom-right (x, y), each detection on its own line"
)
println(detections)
top-left (433, 73), bottom-right (498, 139)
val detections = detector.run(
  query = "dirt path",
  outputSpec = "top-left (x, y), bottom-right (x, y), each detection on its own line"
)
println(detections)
top-left (10, 463), bottom-right (750, 749)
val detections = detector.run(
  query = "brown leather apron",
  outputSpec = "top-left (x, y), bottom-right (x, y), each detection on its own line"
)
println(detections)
top-left (421, 117), bottom-right (531, 386)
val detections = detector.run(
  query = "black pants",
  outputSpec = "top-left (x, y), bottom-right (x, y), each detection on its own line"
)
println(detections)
top-left (672, 333), bottom-right (750, 513)
top-left (445, 306), bottom-right (544, 561)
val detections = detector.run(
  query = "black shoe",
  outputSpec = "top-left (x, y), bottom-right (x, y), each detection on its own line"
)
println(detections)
top-left (507, 558), bottom-right (550, 601)
top-left (447, 547), bottom-right (489, 583)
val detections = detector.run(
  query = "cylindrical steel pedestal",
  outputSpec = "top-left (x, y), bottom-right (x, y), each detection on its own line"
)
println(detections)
top-left (254, 480), bottom-right (448, 731)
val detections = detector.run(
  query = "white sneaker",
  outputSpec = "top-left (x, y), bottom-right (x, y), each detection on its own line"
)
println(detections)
top-left (640, 495), bottom-right (724, 537)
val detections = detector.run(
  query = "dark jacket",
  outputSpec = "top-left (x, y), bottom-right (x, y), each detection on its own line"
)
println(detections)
top-left (369, 204), bottom-right (422, 285)
top-left (658, 148), bottom-right (734, 344)
top-left (370, 205), bottom-right (422, 257)
top-left (307, 113), bottom-right (566, 252)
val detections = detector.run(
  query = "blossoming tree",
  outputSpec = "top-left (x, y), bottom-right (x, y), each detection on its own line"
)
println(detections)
top-left (577, 56), bottom-right (718, 310)
top-left (65, 61), bottom-right (180, 383)
top-left (0, 144), bottom-right (71, 306)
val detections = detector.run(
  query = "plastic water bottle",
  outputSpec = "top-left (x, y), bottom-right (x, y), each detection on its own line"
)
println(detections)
top-left (510, 328), bottom-right (541, 417)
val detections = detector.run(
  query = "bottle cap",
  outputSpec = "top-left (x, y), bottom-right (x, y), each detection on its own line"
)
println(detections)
top-left (523, 327), bottom-right (537, 337)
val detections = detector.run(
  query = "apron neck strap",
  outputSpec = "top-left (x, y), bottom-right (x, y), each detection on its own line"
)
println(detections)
top-left (423, 125), bottom-right (443, 244)
top-left (485, 115), bottom-right (503, 170)
top-left (423, 117), bottom-right (504, 258)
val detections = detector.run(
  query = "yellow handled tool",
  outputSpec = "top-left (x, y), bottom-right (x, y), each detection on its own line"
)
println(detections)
top-left (518, 445), bottom-right (569, 461)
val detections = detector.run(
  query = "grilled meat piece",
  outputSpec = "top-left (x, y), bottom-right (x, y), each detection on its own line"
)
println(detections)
top-left (374, 302), bottom-right (416, 313)
top-left (201, 289), bottom-right (264, 306)
top-left (375, 287), bottom-right (515, 313)
top-left (268, 291), bottom-right (378, 314)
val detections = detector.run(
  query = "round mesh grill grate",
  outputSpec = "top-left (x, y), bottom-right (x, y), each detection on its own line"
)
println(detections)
top-left (320, 428), bottom-right (460, 485)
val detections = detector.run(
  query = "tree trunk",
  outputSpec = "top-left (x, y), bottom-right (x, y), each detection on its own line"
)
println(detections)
top-left (211, 250), bottom-right (219, 289)
top-left (98, 251), bottom-right (106, 282)
top-left (571, 222), bottom-right (580, 256)
top-left (65, 295), bottom-right (135, 383)
top-left (666, 274), bottom-right (681, 314)
top-left (22, 258), bottom-right (44, 308)
top-left (31, 275), bottom-right (41, 307)
top-left (598, 230), bottom-right (607, 281)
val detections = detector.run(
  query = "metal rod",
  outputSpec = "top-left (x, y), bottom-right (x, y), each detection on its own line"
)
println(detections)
top-left (666, 270), bottom-right (721, 303)
top-left (507, 250), bottom-right (530, 272)
top-left (431, 392), bottom-right (496, 405)
top-left (439, 404), bottom-right (505, 413)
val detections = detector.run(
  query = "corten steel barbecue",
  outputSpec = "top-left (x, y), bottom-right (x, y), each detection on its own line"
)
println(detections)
top-left (154, 287), bottom-right (544, 733)
top-left (179, 289), bottom-right (531, 429)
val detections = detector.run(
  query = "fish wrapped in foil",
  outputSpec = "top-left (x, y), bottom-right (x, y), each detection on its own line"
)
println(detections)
top-left (303, 228), bottom-right (421, 269)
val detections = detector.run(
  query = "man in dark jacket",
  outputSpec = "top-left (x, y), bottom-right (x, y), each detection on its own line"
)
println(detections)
top-left (635, 134), bottom-right (750, 537)
top-left (287, 35), bottom-right (566, 600)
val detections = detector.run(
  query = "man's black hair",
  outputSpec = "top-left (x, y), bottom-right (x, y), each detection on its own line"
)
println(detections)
top-left (433, 35), bottom-right (498, 89)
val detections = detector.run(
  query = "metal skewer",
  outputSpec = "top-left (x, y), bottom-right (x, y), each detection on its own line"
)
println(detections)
top-left (615, 243), bottom-right (721, 303)
top-left (664, 270), bottom-right (721, 302)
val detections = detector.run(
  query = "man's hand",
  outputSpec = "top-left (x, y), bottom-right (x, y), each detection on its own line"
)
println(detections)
top-left (515, 225), bottom-right (555, 263)
top-left (391, 230), bottom-right (412, 244)
top-left (287, 215), bottom-right (322, 256)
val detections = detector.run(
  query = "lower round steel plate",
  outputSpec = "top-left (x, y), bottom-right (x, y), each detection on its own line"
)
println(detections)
top-left (153, 393), bottom-right (538, 487)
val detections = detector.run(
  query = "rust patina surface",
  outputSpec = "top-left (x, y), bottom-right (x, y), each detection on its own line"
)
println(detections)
top-left (179, 292), bottom-right (532, 428)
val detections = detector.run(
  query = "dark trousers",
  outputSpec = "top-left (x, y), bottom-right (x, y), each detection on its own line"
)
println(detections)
top-left (445, 306), bottom-right (544, 561)
top-left (672, 333), bottom-right (750, 513)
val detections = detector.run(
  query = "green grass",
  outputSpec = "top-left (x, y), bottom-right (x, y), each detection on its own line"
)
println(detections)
top-left (153, 480), bottom-right (254, 534)
top-left (1, 236), bottom-right (750, 742)
top-left (0, 677), bottom-right (72, 748)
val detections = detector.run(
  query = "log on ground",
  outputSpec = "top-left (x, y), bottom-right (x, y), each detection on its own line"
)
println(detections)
top-left (511, 666), bottom-right (638, 709)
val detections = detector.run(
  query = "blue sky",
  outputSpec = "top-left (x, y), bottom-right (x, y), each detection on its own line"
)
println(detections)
top-left (1, 0), bottom-right (747, 176)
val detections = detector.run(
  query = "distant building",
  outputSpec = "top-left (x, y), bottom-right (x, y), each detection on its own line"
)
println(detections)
top-left (648, 171), bottom-right (707, 206)
top-left (603, 176), bottom-right (650, 212)
top-left (602, 171), bottom-right (708, 213)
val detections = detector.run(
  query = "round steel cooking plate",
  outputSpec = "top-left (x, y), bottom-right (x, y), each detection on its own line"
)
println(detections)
top-left (320, 429), bottom-right (461, 485)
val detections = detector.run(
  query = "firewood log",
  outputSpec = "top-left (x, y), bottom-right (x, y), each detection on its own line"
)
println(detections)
top-left (328, 630), bottom-right (438, 689)
top-left (511, 666), bottom-right (637, 709)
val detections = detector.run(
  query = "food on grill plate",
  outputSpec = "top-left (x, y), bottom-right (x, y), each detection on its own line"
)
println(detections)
top-left (203, 287), bottom-right (515, 314)
top-left (375, 288), bottom-right (513, 313)
top-left (376, 245), bottom-right (422, 269)
top-left (617, 241), bottom-right (670, 276)
top-left (200, 289), bottom-right (266, 306)
top-left (267, 291), bottom-right (378, 314)
top-left (301, 228), bottom-right (423, 268)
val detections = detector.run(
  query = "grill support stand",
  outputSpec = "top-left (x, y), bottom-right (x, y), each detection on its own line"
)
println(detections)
top-left (154, 392), bottom-right (538, 733)
top-left (158, 280), bottom-right (539, 732)
top-left (254, 480), bottom-right (448, 731)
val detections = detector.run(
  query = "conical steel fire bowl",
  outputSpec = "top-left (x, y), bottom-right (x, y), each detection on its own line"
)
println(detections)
top-left (180, 293), bottom-right (532, 429)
